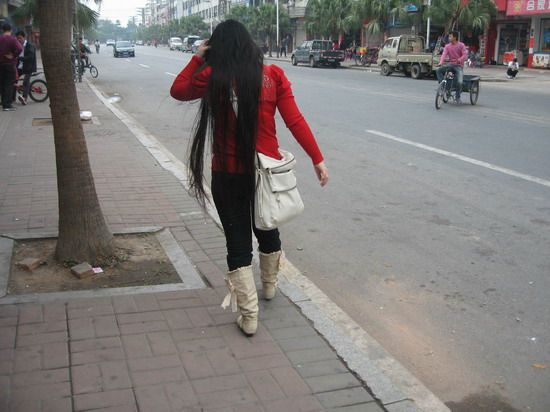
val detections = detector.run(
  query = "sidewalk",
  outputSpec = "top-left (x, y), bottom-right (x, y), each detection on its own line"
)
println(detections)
top-left (0, 82), bottom-right (392, 411)
top-left (264, 54), bottom-right (550, 82)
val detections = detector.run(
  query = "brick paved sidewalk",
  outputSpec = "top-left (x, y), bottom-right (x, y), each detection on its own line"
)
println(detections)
top-left (0, 82), bottom-right (386, 411)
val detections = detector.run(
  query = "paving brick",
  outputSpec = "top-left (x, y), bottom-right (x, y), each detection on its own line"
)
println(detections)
top-left (72, 364), bottom-right (102, 394)
top-left (287, 347), bottom-right (337, 365)
top-left (73, 388), bottom-right (135, 411)
top-left (177, 336), bottom-right (227, 353)
top-left (0, 326), bottom-right (16, 349)
top-left (0, 348), bottom-right (14, 374)
top-left (192, 374), bottom-right (248, 394)
top-left (134, 385), bottom-right (172, 412)
top-left (305, 373), bottom-right (362, 393)
top-left (270, 366), bottom-right (312, 397)
top-left (43, 303), bottom-right (66, 322)
top-left (196, 388), bottom-right (258, 409)
top-left (0, 316), bottom-right (17, 327)
top-left (156, 290), bottom-right (199, 301)
top-left (120, 320), bottom-right (169, 335)
top-left (206, 347), bottom-right (241, 376)
top-left (276, 335), bottom-right (330, 352)
top-left (71, 336), bottom-right (121, 353)
top-left (68, 317), bottom-right (95, 340)
top-left (245, 370), bottom-right (285, 401)
top-left (117, 311), bottom-right (164, 324)
top-left (68, 299), bottom-right (114, 319)
top-left (180, 352), bottom-right (215, 379)
top-left (196, 288), bottom-right (223, 306)
top-left (113, 296), bottom-right (139, 314)
top-left (171, 325), bottom-right (221, 342)
top-left (237, 353), bottom-right (292, 372)
top-left (8, 398), bottom-right (41, 412)
top-left (13, 345), bottom-right (42, 372)
top-left (12, 368), bottom-right (69, 388)
top-left (164, 381), bottom-right (199, 409)
top-left (11, 381), bottom-right (71, 402)
top-left (131, 366), bottom-right (187, 387)
top-left (128, 354), bottom-right (181, 372)
top-left (295, 359), bottom-right (349, 378)
top-left (121, 334), bottom-right (153, 358)
top-left (0, 305), bottom-right (18, 318)
top-left (162, 308), bottom-right (193, 330)
top-left (228, 340), bottom-right (283, 360)
top-left (71, 346), bottom-right (126, 365)
top-left (16, 330), bottom-right (67, 347)
top-left (315, 387), bottom-right (374, 409)
top-left (158, 297), bottom-right (203, 310)
top-left (100, 360), bottom-right (132, 390)
top-left (18, 320), bottom-right (66, 336)
top-left (18, 304), bottom-right (43, 324)
top-left (262, 315), bottom-right (310, 330)
top-left (145, 331), bottom-right (177, 356)
top-left (42, 397), bottom-right (73, 412)
top-left (263, 395), bottom-right (324, 412)
top-left (132, 294), bottom-right (161, 312)
top-left (186, 307), bottom-right (215, 327)
top-left (268, 325), bottom-right (320, 341)
top-left (94, 315), bottom-right (120, 337)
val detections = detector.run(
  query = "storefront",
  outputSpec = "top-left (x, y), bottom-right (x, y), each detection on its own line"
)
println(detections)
top-left (506, 0), bottom-right (550, 68)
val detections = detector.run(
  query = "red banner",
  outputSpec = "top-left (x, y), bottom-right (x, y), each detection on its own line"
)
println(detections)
top-left (507, 0), bottom-right (550, 15)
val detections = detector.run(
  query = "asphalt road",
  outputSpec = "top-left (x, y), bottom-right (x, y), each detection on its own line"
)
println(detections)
top-left (88, 45), bottom-right (550, 412)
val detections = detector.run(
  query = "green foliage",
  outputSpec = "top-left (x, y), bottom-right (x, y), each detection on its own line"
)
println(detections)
top-left (425, 0), bottom-right (496, 32)
top-left (12, 0), bottom-right (99, 31)
top-left (135, 15), bottom-right (209, 43)
top-left (306, 0), bottom-right (357, 39)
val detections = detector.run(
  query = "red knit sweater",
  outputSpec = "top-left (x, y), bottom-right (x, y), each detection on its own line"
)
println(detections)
top-left (170, 55), bottom-right (324, 172)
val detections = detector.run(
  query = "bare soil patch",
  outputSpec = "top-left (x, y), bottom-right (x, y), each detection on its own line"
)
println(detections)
top-left (8, 233), bottom-right (180, 294)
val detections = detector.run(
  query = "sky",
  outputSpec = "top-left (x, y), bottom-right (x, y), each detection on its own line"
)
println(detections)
top-left (92, 0), bottom-right (147, 26)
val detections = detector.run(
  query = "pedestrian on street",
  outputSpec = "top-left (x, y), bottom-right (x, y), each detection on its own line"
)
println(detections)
top-left (0, 22), bottom-right (23, 111)
top-left (507, 57), bottom-right (519, 79)
top-left (170, 20), bottom-right (329, 337)
top-left (15, 31), bottom-right (36, 106)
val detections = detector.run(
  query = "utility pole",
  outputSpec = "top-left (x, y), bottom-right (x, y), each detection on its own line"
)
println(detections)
top-left (425, 0), bottom-right (431, 51)
top-left (276, 0), bottom-right (279, 58)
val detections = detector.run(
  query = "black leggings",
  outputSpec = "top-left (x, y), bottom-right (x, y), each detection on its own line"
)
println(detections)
top-left (212, 171), bottom-right (281, 271)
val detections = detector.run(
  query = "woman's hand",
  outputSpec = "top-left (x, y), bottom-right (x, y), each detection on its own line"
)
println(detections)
top-left (314, 161), bottom-right (329, 187)
top-left (196, 41), bottom-right (210, 59)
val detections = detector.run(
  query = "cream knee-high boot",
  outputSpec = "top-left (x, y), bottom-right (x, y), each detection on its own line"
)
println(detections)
top-left (259, 250), bottom-right (282, 300)
top-left (221, 265), bottom-right (258, 336)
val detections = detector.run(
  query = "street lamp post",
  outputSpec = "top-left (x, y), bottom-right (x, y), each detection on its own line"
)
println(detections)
top-left (276, 0), bottom-right (279, 57)
top-left (425, 0), bottom-right (431, 51)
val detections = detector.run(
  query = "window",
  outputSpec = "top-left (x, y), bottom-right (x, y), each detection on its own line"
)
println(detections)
top-left (299, 41), bottom-right (307, 49)
top-left (541, 19), bottom-right (550, 52)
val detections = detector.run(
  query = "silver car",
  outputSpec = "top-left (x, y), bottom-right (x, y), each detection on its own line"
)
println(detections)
top-left (113, 41), bottom-right (135, 58)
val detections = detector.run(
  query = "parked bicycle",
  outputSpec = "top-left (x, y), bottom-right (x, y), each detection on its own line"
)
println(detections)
top-left (435, 66), bottom-right (480, 110)
top-left (15, 72), bottom-right (48, 103)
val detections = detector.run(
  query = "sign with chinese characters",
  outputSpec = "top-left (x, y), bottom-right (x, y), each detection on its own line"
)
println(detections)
top-left (507, 0), bottom-right (550, 15)
top-left (532, 53), bottom-right (549, 67)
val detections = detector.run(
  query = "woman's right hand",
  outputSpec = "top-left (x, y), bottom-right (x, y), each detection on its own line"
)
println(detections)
top-left (314, 161), bottom-right (329, 187)
top-left (196, 41), bottom-right (210, 59)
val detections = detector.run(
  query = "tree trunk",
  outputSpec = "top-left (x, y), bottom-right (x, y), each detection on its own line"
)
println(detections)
top-left (38, 0), bottom-right (114, 264)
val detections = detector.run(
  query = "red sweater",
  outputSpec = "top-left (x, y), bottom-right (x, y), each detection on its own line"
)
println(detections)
top-left (170, 55), bottom-right (324, 172)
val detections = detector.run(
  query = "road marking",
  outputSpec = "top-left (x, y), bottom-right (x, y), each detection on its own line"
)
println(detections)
top-left (366, 129), bottom-right (550, 189)
top-left (165, 72), bottom-right (177, 77)
top-left (139, 64), bottom-right (150, 68)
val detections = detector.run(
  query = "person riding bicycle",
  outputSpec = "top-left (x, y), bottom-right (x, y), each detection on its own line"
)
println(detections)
top-left (436, 31), bottom-right (468, 104)
top-left (78, 37), bottom-right (91, 67)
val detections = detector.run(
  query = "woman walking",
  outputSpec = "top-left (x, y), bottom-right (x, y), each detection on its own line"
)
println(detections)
top-left (170, 20), bottom-right (328, 336)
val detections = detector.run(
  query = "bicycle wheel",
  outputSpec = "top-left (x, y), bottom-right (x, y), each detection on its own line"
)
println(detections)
top-left (89, 65), bottom-right (99, 78)
top-left (469, 81), bottom-right (479, 105)
top-left (435, 82), bottom-right (445, 110)
top-left (29, 79), bottom-right (48, 102)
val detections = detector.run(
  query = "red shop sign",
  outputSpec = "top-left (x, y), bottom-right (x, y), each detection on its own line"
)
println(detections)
top-left (507, 0), bottom-right (550, 15)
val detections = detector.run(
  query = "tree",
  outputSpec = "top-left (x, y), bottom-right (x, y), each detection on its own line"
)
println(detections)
top-left (13, 0), bottom-right (99, 32)
top-left (428, 0), bottom-right (496, 33)
top-left (253, 2), bottom-right (290, 56)
top-left (38, 0), bottom-right (114, 263)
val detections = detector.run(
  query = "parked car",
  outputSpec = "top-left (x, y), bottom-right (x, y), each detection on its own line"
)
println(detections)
top-left (191, 39), bottom-right (205, 54)
top-left (136, 40), bottom-right (144, 46)
top-left (291, 40), bottom-right (345, 68)
top-left (182, 36), bottom-right (200, 52)
top-left (168, 37), bottom-right (183, 51)
top-left (113, 41), bottom-right (135, 58)
top-left (106, 39), bottom-right (115, 47)
top-left (376, 35), bottom-right (439, 79)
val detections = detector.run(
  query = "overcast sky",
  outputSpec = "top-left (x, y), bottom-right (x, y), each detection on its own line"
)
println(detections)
top-left (92, 0), bottom-right (147, 26)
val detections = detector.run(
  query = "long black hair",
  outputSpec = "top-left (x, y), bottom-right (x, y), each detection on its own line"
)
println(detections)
top-left (188, 19), bottom-right (264, 206)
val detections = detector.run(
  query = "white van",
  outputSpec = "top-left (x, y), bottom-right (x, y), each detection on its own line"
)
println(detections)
top-left (168, 37), bottom-right (183, 51)
top-left (183, 36), bottom-right (200, 53)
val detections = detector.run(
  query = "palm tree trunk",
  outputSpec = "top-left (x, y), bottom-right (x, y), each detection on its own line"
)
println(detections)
top-left (38, 0), bottom-right (114, 264)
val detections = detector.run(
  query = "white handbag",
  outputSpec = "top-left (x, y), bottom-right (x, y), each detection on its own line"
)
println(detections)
top-left (254, 150), bottom-right (304, 231)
